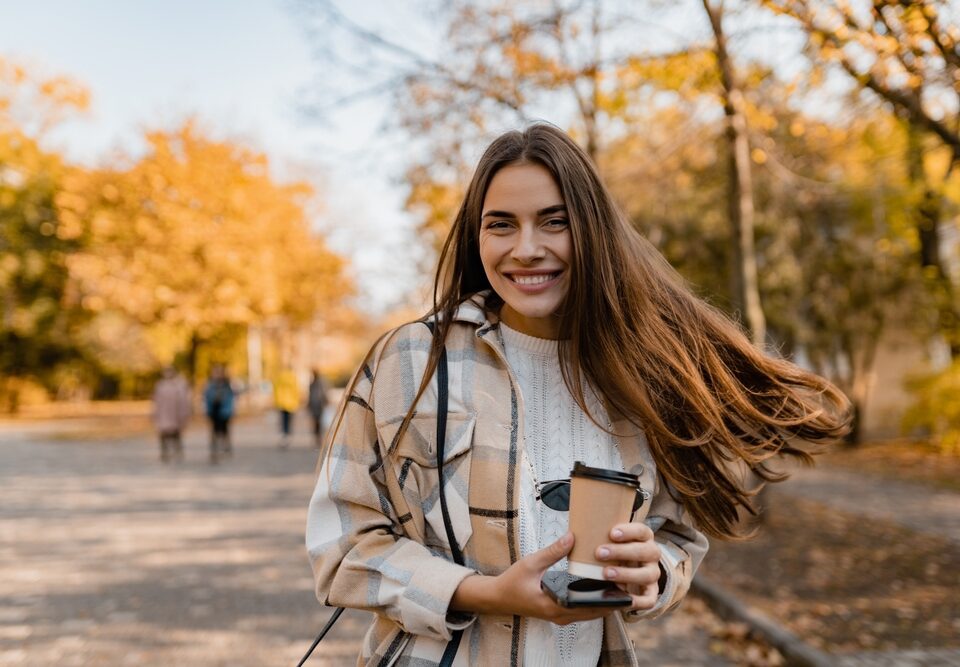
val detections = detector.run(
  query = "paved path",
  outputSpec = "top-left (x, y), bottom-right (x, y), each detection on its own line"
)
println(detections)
top-left (0, 416), bottom-right (729, 667)
top-left (781, 464), bottom-right (960, 546)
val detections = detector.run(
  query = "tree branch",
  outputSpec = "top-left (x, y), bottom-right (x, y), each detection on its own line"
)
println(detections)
top-left (769, 0), bottom-right (960, 157)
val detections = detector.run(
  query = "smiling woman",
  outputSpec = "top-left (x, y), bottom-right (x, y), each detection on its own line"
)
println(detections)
top-left (306, 123), bottom-right (852, 667)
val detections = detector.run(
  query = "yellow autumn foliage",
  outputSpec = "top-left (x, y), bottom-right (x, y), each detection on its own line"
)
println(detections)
top-left (67, 119), bottom-right (351, 342)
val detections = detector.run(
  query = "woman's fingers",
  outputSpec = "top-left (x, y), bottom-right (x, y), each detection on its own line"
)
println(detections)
top-left (626, 581), bottom-right (660, 611)
top-left (600, 560), bottom-right (660, 588)
top-left (595, 539), bottom-right (659, 565)
top-left (610, 521), bottom-right (653, 542)
top-left (595, 521), bottom-right (659, 564)
top-left (589, 520), bottom-right (662, 611)
top-left (524, 532), bottom-right (574, 572)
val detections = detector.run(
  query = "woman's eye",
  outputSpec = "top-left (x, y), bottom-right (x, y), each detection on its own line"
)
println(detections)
top-left (545, 218), bottom-right (569, 228)
top-left (486, 220), bottom-right (512, 230)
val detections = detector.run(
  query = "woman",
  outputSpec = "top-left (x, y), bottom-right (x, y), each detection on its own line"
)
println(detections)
top-left (306, 124), bottom-right (850, 666)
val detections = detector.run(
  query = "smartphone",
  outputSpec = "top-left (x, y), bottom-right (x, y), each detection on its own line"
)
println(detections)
top-left (540, 571), bottom-right (633, 608)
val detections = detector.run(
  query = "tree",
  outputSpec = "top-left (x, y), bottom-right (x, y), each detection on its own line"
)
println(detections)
top-left (602, 60), bottom-right (923, 441)
top-left (762, 0), bottom-right (960, 356)
top-left (69, 120), bottom-right (351, 384)
top-left (763, 0), bottom-right (960, 158)
top-left (0, 58), bottom-right (91, 410)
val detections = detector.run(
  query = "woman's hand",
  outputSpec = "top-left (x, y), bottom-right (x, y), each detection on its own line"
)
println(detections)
top-left (595, 521), bottom-right (662, 611)
top-left (451, 532), bottom-right (614, 625)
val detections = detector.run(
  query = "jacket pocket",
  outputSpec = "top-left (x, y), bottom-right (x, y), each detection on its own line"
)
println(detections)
top-left (391, 413), bottom-right (476, 554)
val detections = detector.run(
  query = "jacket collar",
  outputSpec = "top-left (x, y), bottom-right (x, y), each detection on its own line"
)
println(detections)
top-left (452, 290), bottom-right (498, 328)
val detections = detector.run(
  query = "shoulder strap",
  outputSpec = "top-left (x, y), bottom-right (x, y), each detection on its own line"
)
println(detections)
top-left (427, 320), bottom-right (464, 566)
top-left (296, 607), bottom-right (343, 667)
top-left (424, 320), bottom-right (465, 667)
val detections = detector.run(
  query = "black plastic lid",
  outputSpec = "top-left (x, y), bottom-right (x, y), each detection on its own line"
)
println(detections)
top-left (570, 461), bottom-right (639, 488)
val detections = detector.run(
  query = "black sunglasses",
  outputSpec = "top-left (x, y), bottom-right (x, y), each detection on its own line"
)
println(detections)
top-left (535, 479), bottom-right (650, 515)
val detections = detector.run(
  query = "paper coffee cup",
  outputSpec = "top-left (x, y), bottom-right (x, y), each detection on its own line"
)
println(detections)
top-left (567, 461), bottom-right (640, 580)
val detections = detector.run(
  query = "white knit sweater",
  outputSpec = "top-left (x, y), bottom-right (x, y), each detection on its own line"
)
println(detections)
top-left (500, 323), bottom-right (624, 667)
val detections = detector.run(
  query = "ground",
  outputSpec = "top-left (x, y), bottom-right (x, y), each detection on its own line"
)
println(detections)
top-left (6, 410), bottom-right (956, 666)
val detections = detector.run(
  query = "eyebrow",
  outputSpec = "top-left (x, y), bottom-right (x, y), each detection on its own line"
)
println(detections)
top-left (481, 204), bottom-right (567, 219)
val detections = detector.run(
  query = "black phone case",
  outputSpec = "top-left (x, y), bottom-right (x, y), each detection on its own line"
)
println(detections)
top-left (540, 571), bottom-right (633, 608)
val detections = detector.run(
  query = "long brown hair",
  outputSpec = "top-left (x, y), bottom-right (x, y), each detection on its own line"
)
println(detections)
top-left (414, 122), bottom-right (849, 539)
top-left (326, 123), bottom-right (850, 539)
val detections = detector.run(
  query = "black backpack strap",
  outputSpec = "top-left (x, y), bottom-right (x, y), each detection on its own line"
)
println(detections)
top-left (427, 320), bottom-right (464, 566)
top-left (424, 319), bottom-right (465, 667)
top-left (296, 607), bottom-right (343, 667)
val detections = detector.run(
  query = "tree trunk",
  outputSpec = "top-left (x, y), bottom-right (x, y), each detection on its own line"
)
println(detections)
top-left (908, 127), bottom-right (960, 359)
top-left (843, 329), bottom-right (880, 447)
top-left (702, 0), bottom-right (767, 348)
top-left (577, 0), bottom-right (601, 162)
top-left (1, 377), bottom-right (20, 415)
top-left (186, 332), bottom-right (201, 388)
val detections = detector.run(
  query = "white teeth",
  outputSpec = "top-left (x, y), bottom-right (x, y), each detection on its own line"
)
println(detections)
top-left (510, 273), bottom-right (556, 286)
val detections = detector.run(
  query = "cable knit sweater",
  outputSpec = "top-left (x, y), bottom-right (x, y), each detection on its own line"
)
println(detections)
top-left (500, 323), bottom-right (625, 667)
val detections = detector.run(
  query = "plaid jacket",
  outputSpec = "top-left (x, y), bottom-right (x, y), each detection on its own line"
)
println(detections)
top-left (306, 294), bottom-right (708, 666)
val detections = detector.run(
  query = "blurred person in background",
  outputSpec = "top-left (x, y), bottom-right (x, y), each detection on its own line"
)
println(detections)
top-left (151, 366), bottom-right (192, 463)
top-left (203, 364), bottom-right (235, 464)
top-left (274, 366), bottom-right (301, 449)
top-left (307, 369), bottom-right (329, 449)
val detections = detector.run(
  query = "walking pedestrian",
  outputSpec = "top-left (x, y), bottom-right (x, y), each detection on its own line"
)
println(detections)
top-left (306, 124), bottom-right (851, 665)
top-left (203, 364), bottom-right (235, 464)
top-left (151, 366), bottom-right (191, 463)
top-left (273, 367), bottom-right (301, 449)
top-left (307, 369), bottom-right (329, 448)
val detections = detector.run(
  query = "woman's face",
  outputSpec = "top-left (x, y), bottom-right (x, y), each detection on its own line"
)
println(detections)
top-left (479, 161), bottom-right (571, 339)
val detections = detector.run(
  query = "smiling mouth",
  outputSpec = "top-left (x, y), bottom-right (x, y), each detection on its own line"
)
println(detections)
top-left (507, 272), bottom-right (561, 286)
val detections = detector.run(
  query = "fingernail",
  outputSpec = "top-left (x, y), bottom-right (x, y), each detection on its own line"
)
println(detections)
top-left (561, 533), bottom-right (573, 546)
top-left (612, 529), bottom-right (624, 540)
top-left (605, 568), bottom-right (618, 579)
top-left (597, 547), bottom-right (610, 560)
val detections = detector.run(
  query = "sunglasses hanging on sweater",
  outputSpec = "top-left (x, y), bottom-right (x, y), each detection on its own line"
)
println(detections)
top-left (535, 479), bottom-right (650, 515)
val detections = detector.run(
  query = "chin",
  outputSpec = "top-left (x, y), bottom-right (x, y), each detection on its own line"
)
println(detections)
top-left (509, 304), bottom-right (562, 320)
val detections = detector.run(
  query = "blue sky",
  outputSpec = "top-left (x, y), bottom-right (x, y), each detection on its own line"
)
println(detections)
top-left (0, 0), bottom-right (422, 312)
top-left (1, 1), bottom-right (320, 162)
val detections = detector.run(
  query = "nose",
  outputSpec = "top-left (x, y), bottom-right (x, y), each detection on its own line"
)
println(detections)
top-left (511, 223), bottom-right (546, 263)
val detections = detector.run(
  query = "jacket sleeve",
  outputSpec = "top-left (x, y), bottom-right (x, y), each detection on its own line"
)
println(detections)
top-left (305, 350), bottom-right (477, 641)
top-left (623, 479), bottom-right (709, 622)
